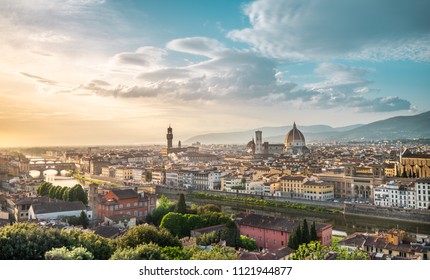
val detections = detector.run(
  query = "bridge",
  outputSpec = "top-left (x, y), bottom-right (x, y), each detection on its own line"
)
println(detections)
top-left (28, 162), bottom-right (77, 176)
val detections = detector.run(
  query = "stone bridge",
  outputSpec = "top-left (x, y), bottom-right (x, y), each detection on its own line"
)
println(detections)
top-left (28, 162), bottom-right (76, 175)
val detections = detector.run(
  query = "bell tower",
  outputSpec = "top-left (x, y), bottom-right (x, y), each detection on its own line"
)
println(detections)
top-left (167, 125), bottom-right (173, 149)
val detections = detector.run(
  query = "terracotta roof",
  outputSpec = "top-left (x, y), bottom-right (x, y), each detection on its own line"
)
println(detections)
top-left (236, 213), bottom-right (300, 233)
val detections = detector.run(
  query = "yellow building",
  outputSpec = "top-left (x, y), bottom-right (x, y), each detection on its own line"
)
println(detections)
top-left (398, 149), bottom-right (430, 178)
top-left (280, 175), bottom-right (306, 198)
top-left (303, 181), bottom-right (334, 201)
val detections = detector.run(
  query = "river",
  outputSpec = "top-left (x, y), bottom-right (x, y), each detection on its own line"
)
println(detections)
top-left (164, 193), bottom-right (430, 236)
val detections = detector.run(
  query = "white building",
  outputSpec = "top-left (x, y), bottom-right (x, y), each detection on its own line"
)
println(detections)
top-left (166, 171), bottom-right (180, 187)
top-left (374, 182), bottom-right (415, 208)
top-left (416, 178), bottom-right (430, 210)
top-left (221, 176), bottom-right (243, 192)
top-left (132, 168), bottom-right (144, 182)
top-left (151, 170), bottom-right (165, 185)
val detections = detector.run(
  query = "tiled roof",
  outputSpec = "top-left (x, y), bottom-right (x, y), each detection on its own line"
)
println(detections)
top-left (111, 189), bottom-right (138, 200)
top-left (31, 201), bottom-right (86, 214)
top-left (236, 213), bottom-right (301, 233)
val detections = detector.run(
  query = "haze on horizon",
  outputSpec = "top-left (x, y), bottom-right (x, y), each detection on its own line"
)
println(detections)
top-left (1, 0), bottom-right (429, 148)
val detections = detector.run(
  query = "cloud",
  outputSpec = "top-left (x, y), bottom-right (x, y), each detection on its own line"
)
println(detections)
top-left (19, 72), bottom-right (58, 85)
top-left (51, 36), bottom-right (414, 113)
top-left (112, 47), bottom-right (166, 67)
top-left (228, 0), bottom-right (430, 61)
top-left (166, 37), bottom-right (226, 57)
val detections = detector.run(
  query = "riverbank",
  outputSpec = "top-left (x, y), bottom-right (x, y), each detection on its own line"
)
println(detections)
top-left (189, 192), bottom-right (342, 214)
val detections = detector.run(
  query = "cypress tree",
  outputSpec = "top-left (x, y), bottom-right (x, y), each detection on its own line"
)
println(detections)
top-left (302, 219), bottom-right (310, 244)
top-left (310, 221), bottom-right (318, 241)
top-left (174, 194), bottom-right (187, 214)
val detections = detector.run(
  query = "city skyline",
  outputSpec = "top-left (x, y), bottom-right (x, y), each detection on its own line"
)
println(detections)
top-left (1, 0), bottom-right (429, 147)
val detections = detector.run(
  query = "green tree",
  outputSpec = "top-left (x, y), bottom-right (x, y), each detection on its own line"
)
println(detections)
top-left (288, 231), bottom-right (299, 250)
top-left (220, 220), bottom-right (241, 249)
top-left (301, 219), bottom-right (310, 244)
top-left (79, 211), bottom-right (90, 229)
top-left (174, 193), bottom-right (187, 214)
top-left (240, 235), bottom-right (257, 251)
top-left (188, 246), bottom-right (238, 260)
top-left (62, 188), bottom-right (70, 201)
top-left (310, 221), bottom-right (318, 241)
top-left (184, 214), bottom-right (205, 235)
top-left (196, 204), bottom-right (221, 214)
top-left (0, 223), bottom-right (68, 260)
top-left (200, 212), bottom-right (232, 227)
top-left (160, 212), bottom-right (188, 237)
top-left (197, 231), bottom-right (220, 246)
top-left (116, 224), bottom-right (181, 249)
top-left (289, 241), bottom-right (370, 260)
top-left (161, 246), bottom-right (191, 260)
top-left (110, 243), bottom-right (166, 260)
top-left (63, 229), bottom-right (114, 260)
top-left (45, 246), bottom-right (94, 260)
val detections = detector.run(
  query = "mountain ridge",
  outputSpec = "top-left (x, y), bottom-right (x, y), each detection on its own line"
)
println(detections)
top-left (184, 111), bottom-right (430, 144)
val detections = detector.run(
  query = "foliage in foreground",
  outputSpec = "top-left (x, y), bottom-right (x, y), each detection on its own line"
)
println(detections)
top-left (289, 241), bottom-right (370, 260)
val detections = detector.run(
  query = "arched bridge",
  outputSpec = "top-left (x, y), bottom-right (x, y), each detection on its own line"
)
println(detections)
top-left (29, 162), bottom-right (76, 175)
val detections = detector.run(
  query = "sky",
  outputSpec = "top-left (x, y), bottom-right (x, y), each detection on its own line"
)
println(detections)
top-left (1, 0), bottom-right (429, 147)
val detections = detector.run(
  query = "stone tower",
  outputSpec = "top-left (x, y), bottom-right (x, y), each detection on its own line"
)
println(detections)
top-left (88, 183), bottom-right (99, 220)
top-left (255, 130), bottom-right (262, 154)
top-left (167, 125), bottom-right (173, 149)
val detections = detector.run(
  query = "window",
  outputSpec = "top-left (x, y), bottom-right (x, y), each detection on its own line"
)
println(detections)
top-left (134, 202), bottom-right (138, 207)
top-left (127, 203), bottom-right (131, 208)
top-left (139, 202), bottom-right (143, 206)
top-left (281, 241), bottom-right (284, 246)
top-left (134, 211), bottom-right (138, 216)
top-left (119, 204), bottom-right (123, 209)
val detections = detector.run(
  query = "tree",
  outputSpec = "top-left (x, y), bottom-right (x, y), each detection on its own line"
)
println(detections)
top-left (116, 224), bottom-right (181, 249)
top-left (240, 235), bottom-right (257, 251)
top-left (45, 246), bottom-right (94, 260)
top-left (110, 243), bottom-right (166, 260)
top-left (220, 220), bottom-right (241, 249)
top-left (197, 231), bottom-right (220, 246)
top-left (184, 214), bottom-right (205, 235)
top-left (160, 212), bottom-right (188, 238)
top-left (188, 246), bottom-right (238, 260)
top-left (301, 219), bottom-right (310, 244)
top-left (196, 204), bottom-right (221, 214)
top-left (289, 241), bottom-right (370, 260)
top-left (0, 223), bottom-right (68, 260)
top-left (62, 188), bottom-right (70, 201)
top-left (290, 241), bottom-right (330, 260)
top-left (174, 193), bottom-right (187, 214)
top-left (288, 231), bottom-right (299, 250)
top-left (63, 230), bottom-right (115, 260)
top-left (310, 221), bottom-right (318, 241)
top-left (79, 211), bottom-right (90, 229)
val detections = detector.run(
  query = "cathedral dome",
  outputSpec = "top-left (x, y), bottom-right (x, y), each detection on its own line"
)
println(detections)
top-left (285, 122), bottom-right (305, 147)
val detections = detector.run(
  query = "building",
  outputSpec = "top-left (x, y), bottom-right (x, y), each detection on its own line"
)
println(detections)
top-left (151, 169), bottom-right (165, 185)
top-left (28, 200), bottom-right (92, 221)
top-left (339, 229), bottom-right (429, 260)
top-left (165, 171), bottom-right (180, 187)
top-left (247, 123), bottom-right (309, 156)
top-left (97, 188), bottom-right (156, 221)
top-left (416, 178), bottom-right (430, 210)
top-left (114, 167), bottom-right (133, 180)
top-left (279, 175), bottom-right (306, 198)
top-left (373, 182), bottom-right (416, 208)
top-left (284, 122), bottom-right (310, 155)
top-left (194, 171), bottom-right (221, 190)
top-left (316, 164), bottom-right (385, 201)
top-left (398, 149), bottom-right (430, 178)
top-left (236, 213), bottom-right (332, 250)
top-left (303, 180), bottom-right (334, 201)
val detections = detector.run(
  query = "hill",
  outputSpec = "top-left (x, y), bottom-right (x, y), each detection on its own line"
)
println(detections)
top-left (184, 111), bottom-right (430, 144)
